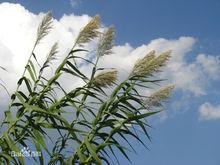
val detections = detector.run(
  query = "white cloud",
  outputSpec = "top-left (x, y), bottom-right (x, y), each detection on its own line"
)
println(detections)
top-left (199, 102), bottom-right (220, 120)
top-left (196, 54), bottom-right (220, 79)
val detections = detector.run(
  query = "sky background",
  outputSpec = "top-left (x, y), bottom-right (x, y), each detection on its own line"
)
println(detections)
top-left (0, 0), bottom-right (220, 165)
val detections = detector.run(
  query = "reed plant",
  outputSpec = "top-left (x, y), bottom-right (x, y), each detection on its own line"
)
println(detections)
top-left (0, 12), bottom-right (174, 164)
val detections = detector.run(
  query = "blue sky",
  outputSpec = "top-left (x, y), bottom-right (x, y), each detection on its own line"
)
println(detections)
top-left (0, 0), bottom-right (220, 165)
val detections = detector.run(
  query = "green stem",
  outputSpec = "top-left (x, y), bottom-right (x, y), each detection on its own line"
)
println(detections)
top-left (57, 56), bottom-right (100, 156)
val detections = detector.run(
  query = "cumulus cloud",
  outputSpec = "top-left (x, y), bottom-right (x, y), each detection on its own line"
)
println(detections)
top-left (0, 2), bottom-right (220, 121)
top-left (196, 54), bottom-right (220, 80)
top-left (199, 102), bottom-right (220, 120)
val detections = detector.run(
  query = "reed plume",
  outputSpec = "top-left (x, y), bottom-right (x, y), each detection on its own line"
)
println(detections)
top-left (76, 15), bottom-right (100, 46)
top-left (36, 12), bottom-right (53, 45)
top-left (40, 42), bottom-right (58, 74)
top-left (131, 50), bottom-right (171, 77)
top-left (97, 26), bottom-right (115, 57)
top-left (146, 85), bottom-right (175, 107)
top-left (93, 70), bottom-right (118, 87)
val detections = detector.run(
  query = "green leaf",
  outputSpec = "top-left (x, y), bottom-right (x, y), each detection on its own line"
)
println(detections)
top-left (0, 152), bottom-right (17, 164)
top-left (32, 138), bottom-right (44, 165)
top-left (32, 129), bottom-right (50, 155)
top-left (26, 64), bottom-right (36, 82)
top-left (125, 111), bottom-right (161, 123)
top-left (84, 138), bottom-right (101, 164)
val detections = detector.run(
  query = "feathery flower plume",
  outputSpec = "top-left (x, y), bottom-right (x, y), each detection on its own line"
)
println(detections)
top-left (97, 26), bottom-right (115, 57)
top-left (36, 12), bottom-right (53, 45)
top-left (40, 42), bottom-right (58, 73)
top-left (146, 85), bottom-right (175, 107)
top-left (76, 15), bottom-right (100, 45)
top-left (93, 70), bottom-right (118, 88)
top-left (131, 50), bottom-right (171, 77)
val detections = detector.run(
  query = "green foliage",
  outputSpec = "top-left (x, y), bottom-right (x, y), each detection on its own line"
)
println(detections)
top-left (0, 12), bottom-right (174, 164)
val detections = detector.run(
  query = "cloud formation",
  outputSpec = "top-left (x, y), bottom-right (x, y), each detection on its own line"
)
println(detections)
top-left (196, 54), bottom-right (220, 80)
top-left (199, 102), bottom-right (220, 120)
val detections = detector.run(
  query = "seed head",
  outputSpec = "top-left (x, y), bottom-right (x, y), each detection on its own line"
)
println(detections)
top-left (40, 42), bottom-right (58, 73)
top-left (97, 26), bottom-right (115, 57)
top-left (131, 50), bottom-right (171, 77)
top-left (93, 70), bottom-right (118, 88)
top-left (36, 12), bottom-right (53, 44)
top-left (76, 15), bottom-right (100, 45)
top-left (146, 85), bottom-right (175, 107)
